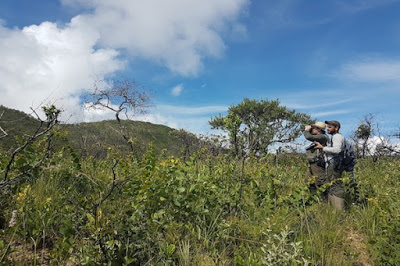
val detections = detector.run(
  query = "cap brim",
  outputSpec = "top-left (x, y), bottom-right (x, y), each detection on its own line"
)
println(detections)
top-left (325, 120), bottom-right (340, 127)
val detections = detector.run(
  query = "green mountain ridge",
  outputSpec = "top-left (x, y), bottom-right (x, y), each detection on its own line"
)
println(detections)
top-left (0, 105), bottom-right (42, 150)
top-left (0, 105), bottom-right (189, 156)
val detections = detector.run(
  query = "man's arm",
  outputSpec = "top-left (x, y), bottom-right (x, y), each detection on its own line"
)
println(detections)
top-left (303, 130), bottom-right (328, 142)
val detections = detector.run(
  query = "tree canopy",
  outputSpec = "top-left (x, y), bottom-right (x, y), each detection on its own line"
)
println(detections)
top-left (209, 98), bottom-right (313, 157)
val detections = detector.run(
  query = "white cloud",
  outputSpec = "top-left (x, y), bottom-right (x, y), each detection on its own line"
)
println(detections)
top-left (393, 142), bottom-right (400, 154)
top-left (82, 102), bottom-right (120, 122)
top-left (171, 84), bottom-right (183, 96)
top-left (257, 0), bottom-right (397, 32)
top-left (139, 103), bottom-right (228, 133)
top-left (157, 104), bottom-right (228, 115)
top-left (66, 0), bottom-right (249, 76)
top-left (61, 0), bottom-right (93, 8)
top-left (0, 22), bottom-right (125, 121)
top-left (136, 113), bottom-right (179, 129)
top-left (363, 136), bottom-right (400, 155)
top-left (286, 98), bottom-right (355, 110)
top-left (333, 58), bottom-right (400, 82)
top-left (311, 109), bottom-right (352, 118)
top-left (143, 104), bottom-right (228, 133)
top-left (336, 0), bottom-right (399, 14)
top-left (136, 114), bottom-right (212, 133)
top-left (0, 0), bottom-right (248, 122)
top-left (357, 136), bottom-right (388, 155)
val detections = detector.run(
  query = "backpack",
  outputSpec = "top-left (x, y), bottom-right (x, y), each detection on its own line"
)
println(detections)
top-left (342, 139), bottom-right (356, 172)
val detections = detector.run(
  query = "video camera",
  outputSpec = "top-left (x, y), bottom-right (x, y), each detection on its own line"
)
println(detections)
top-left (305, 142), bottom-right (317, 151)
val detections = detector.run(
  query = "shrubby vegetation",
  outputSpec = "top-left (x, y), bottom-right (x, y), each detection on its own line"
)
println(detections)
top-left (0, 104), bottom-right (399, 265)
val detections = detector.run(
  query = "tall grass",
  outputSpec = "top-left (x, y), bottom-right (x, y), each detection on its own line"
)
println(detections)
top-left (1, 143), bottom-right (399, 264)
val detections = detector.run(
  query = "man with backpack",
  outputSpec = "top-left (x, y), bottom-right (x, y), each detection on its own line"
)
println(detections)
top-left (314, 120), bottom-right (346, 210)
top-left (303, 122), bottom-right (329, 197)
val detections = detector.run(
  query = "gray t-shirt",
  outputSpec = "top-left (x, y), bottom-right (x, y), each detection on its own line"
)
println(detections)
top-left (323, 133), bottom-right (344, 161)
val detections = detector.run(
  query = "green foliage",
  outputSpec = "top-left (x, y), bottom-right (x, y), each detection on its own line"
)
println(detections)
top-left (0, 118), bottom-right (400, 264)
top-left (65, 120), bottom-right (194, 158)
top-left (170, 129), bottom-right (200, 160)
top-left (42, 104), bottom-right (61, 123)
top-left (356, 124), bottom-right (372, 140)
top-left (210, 98), bottom-right (313, 156)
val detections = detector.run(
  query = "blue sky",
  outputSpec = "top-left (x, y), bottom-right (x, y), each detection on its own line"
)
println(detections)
top-left (0, 0), bottom-right (399, 138)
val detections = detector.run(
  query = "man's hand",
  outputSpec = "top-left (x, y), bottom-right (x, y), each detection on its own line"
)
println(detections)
top-left (305, 125), bottom-right (311, 131)
top-left (314, 142), bottom-right (323, 149)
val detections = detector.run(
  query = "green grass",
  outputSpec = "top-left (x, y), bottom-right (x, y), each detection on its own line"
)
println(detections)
top-left (0, 111), bottom-right (399, 265)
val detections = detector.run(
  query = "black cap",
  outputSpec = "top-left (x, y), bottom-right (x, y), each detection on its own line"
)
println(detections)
top-left (325, 120), bottom-right (341, 128)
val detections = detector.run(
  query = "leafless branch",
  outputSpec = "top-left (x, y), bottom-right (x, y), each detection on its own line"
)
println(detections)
top-left (0, 111), bottom-right (7, 139)
top-left (93, 159), bottom-right (119, 221)
top-left (85, 78), bottom-right (154, 152)
top-left (86, 78), bottom-right (153, 121)
top-left (92, 159), bottom-right (119, 262)
top-left (2, 106), bottom-right (60, 182)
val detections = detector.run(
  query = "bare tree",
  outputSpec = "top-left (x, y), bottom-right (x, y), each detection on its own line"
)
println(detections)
top-left (393, 126), bottom-right (400, 139)
top-left (351, 114), bottom-right (400, 160)
top-left (374, 123), bottom-right (400, 157)
top-left (85, 78), bottom-right (153, 152)
top-left (170, 129), bottom-right (200, 161)
top-left (198, 133), bottom-right (228, 157)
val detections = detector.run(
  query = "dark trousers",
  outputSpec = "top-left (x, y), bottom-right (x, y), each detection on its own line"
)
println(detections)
top-left (326, 161), bottom-right (345, 198)
top-left (307, 163), bottom-right (328, 200)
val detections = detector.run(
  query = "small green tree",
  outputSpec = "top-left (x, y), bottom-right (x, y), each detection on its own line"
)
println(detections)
top-left (209, 98), bottom-right (312, 157)
top-left (170, 129), bottom-right (199, 161)
top-left (354, 114), bottom-right (374, 158)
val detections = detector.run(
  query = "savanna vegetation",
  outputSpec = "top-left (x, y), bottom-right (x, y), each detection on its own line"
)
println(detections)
top-left (0, 100), bottom-right (399, 265)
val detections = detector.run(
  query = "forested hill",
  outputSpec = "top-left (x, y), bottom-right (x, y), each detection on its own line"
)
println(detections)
top-left (0, 105), bottom-right (190, 156)
top-left (65, 120), bottom-right (187, 157)
top-left (0, 105), bottom-right (41, 150)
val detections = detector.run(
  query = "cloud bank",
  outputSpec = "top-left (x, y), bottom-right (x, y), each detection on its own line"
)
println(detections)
top-left (67, 0), bottom-right (248, 76)
top-left (0, 22), bottom-right (124, 121)
top-left (0, 0), bottom-right (248, 122)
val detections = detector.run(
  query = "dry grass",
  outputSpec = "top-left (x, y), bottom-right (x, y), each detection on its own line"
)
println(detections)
top-left (345, 227), bottom-right (374, 266)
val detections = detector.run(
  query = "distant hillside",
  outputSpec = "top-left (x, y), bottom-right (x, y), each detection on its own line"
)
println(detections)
top-left (65, 120), bottom-right (187, 157)
top-left (0, 105), bottom-right (41, 150)
top-left (0, 105), bottom-right (191, 156)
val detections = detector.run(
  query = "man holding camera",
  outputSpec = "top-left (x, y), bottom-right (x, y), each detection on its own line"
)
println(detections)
top-left (314, 120), bottom-right (345, 210)
top-left (303, 122), bottom-right (329, 197)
